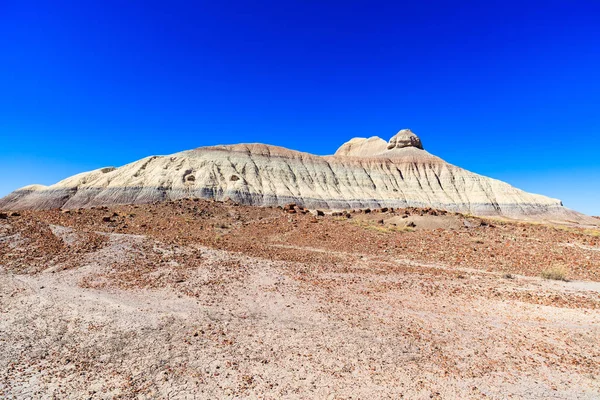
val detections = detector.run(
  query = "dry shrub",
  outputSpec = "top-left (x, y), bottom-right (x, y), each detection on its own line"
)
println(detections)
top-left (540, 265), bottom-right (569, 281)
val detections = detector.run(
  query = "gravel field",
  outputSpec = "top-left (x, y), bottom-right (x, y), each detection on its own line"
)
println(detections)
top-left (1, 200), bottom-right (599, 399)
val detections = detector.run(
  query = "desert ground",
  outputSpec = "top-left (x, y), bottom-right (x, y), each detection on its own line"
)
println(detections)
top-left (1, 200), bottom-right (599, 399)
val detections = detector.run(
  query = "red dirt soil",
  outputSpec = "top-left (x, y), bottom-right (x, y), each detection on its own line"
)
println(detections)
top-left (1, 199), bottom-right (599, 398)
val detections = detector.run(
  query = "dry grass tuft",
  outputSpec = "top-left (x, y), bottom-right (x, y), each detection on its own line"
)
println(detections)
top-left (540, 266), bottom-right (569, 281)
top-left (583, 229), bottom-right (600, 237)
top-left (552, 225), bottom-right (600, 238)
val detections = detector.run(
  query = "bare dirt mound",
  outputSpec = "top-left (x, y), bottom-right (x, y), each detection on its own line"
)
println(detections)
top-left (1, 200), bottom-right (600, 398)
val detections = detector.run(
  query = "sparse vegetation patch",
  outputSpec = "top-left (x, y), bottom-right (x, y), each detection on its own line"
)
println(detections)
top-left (541, 266), bottom-right (569, 281)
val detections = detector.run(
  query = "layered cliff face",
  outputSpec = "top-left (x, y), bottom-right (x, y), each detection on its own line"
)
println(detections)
top-left (0, 130), bottom-right (592, 222)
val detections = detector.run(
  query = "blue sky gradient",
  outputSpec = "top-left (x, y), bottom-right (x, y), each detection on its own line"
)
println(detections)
top-left (1, 1), bottom-right (599, 214)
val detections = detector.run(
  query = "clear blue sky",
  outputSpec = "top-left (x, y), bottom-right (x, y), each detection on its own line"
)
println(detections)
top-left (1, 1), bottom-right (599, 214)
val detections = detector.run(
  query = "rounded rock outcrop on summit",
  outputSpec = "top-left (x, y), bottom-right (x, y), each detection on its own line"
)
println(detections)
top-left (387, 129), bottom-right (423, 150)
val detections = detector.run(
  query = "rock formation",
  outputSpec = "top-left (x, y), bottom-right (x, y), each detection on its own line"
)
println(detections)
top-left (0, 129), bottom-right (594, 223)
top-left (387, 129), bottom-right (424, 150)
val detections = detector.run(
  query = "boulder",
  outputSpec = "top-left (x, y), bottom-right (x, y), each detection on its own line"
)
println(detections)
top-left (283, 203), bottom-right (296, 211)
top-left (386, 129), bottom-right (423, 150)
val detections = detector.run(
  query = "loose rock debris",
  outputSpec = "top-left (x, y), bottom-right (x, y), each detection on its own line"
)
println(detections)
top-left (1, 199), bottom-right (599, 399)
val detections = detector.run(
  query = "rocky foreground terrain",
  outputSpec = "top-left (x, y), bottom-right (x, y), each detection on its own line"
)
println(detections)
top-left (1, 201), bottom-right (600, 399)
